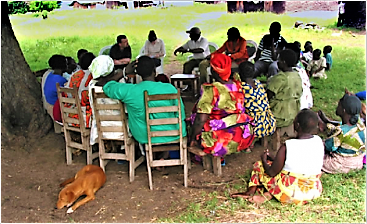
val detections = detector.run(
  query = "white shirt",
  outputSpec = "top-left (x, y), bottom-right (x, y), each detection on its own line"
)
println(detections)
top-left (283, 135), bottom-right (324, 175)
top-left (182, 36), bottom-right (210, 59)
top-left (143, 38), bottom-right (166, 57)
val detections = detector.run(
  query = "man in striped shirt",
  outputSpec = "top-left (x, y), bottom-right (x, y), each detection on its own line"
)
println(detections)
top-left (254, 22), bottom-right (287, 78)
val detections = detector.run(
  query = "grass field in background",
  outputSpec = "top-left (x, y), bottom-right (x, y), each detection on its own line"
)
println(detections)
top-left (10, 3), bottom-right (366, 223)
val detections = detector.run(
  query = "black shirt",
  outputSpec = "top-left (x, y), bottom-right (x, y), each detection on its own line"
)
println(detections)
top-left (109, 43), bottom-right (132, 69)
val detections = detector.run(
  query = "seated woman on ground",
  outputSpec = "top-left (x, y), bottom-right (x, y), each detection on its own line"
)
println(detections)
top-left (66, 52), bottom-right (96, 128)
top-left (267, 49), bottom-right (303, 129)
top-left (285, 42), bottom-right (313, 110)
top-left (239, 61), bottom-right (276, 152)
top-left (318, 93), bottom-right (365, 174)
top-left (231, 109), bottom-right (324, 205)
top-left (43, 54), bottom-right (68, 122)
top-left (189, 53), bottom-right (255, 163)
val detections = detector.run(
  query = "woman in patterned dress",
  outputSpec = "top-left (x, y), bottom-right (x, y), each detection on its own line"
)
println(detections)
top-left (239, 61), bottom-right (276, 152)
top-left (231, 109), bottom-right (324, 205)
top-left (189, 53), bottom-right (255, 159)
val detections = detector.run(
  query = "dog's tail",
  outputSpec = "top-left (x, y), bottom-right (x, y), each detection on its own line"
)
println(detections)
top-left (59, 177), bottom-right (75, 187)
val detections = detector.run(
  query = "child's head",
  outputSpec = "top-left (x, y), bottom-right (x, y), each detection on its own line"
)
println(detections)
top-left (285, 43), bottom-right (301, 62)
top-left (294, 41), bottom-right (301, 50)
top-left (294, 109), bottom-right (319, 134)
top-left (239, 61), bottom-right (255, 80)
top-left (277, 49), bottom-right (297, 71)
top-left (269, 21), bottom-right (281, 37)
top-left (312, 49), bottom-right (322, 60)
top-left (262, 34), bottom-right (273, 49)
top-left (65, 57), bottom-right (77, 74)
top-left (77, 49), bottom-right (88, 62)
top-left (304, 44), bottom-right (313, 53)
top-left (48, 54), bottom-right (67, 71)
top-left (323, 45), bottom-right (332, 55)
top-left (304, 41), bottom-right (312, 49)
top-left (80, 52), bottom-right (96, 70)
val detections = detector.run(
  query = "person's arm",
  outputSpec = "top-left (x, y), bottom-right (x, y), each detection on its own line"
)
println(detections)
top-left (174, 41), bottom-right (189, 56)
top-left (102, 80), bottom-right (130, 101)
top-left (144, 41), bottom-right (150, 57)
top-left (213, 42), bottom-right (226, 54)
top-left (189, 113), bottom-right (209, 146)
top-left (261, 146), bottom-right (286, 177)
top-left (230, 39), bottom-right (248, 61)
top-left (189, 37), bottom-right (207, 54)
top-left (254, 38), bottom-right (264, 62)
top-left (313, 58), bottom-right (327, 74)
top-left (159, 39), bottom-right (166, 58)
top-left (266, 89), bottom-right (275, 101)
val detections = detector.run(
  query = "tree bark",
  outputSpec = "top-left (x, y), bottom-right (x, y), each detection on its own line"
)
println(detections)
top-left (1, 2), bottom-right (52, 147)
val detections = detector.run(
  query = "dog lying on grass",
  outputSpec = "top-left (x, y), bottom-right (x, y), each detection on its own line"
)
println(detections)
top-left (56, 165), bottom-right (106, 213)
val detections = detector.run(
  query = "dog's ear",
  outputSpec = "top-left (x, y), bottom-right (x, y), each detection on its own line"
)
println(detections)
top-left (66, 190), bottom-right (75, 202)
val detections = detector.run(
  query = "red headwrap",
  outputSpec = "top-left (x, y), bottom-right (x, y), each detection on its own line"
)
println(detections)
top-left (210, 53), bottom-right (232, 81)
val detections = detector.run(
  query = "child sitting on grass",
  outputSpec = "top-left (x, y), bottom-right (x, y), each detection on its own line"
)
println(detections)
top-left (301, 41), bottom-right (313, 67)
top-left (323, 45), bottom-right (333, 71)
top-left (307, 49), bottom-right (327, 79)
top-left (231, 109), bottom-right (324, 205)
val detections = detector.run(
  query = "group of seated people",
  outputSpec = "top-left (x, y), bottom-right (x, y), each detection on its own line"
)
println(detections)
top-left (41, 20), bottom-right (365, 206)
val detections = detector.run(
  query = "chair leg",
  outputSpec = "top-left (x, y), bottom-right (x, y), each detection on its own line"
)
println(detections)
top-left (145, 145), bottom-right (153, 190)
top-left (84, 136), bottom-right (92, 165)
top-left (183, 148), bottom-right (188, 187)
top-left (213, 156), bottom-right (222, 176)
top-left (99, 140), bottom-right (106, 172)
top-left (187, 153), bottom-right (192, 170)
top-left (203, 156), bottom-right (212, 170)
top-left (129, 144), bottom-right (135, 183)
top-left (54, 121), bottom-right (62, 134)
top-left (65, 131), bottom-right (73, 165)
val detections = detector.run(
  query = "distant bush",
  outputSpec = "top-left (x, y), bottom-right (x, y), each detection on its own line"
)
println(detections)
top-left (28, 1), bottom-right (60, 13)
top-left (8, 1), bottom-right (29, 14)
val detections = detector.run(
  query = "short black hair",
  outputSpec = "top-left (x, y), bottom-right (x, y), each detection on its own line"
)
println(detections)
top-left (313, 49), bottom-right (321, 58)
top-left (136, 56), bottom-right (155, 78)
top-left (262, 34), bottom-right (273, 48)
top-left (227, 27), bottom-right (240, 41)
top-left (148, 30), bottom-right (157, 42)
top-left (117, 35), bottom-right (127, 44)
top-left (79, 52), bottom-right (95, 70)
top-left (48, 54), bottom-right (67, 70)
top-left (269, 21), bottom-right (281, 33)
top-left (323, 45), bottom-right (332, 54)
top-left (294, 41), bottom-right (301, 49)
top-left (239, 61), bottom-right (255, 80)
top-left (279, 49), bottom-right (297, 67)
top-left (304, 41), bottom-right (312, 49)
top-left (285, 42), bottom-right (301, 62)
top-left (296, 109), bottom-right (318, 133)
top-left (77, 49), bottom-right (88, 60)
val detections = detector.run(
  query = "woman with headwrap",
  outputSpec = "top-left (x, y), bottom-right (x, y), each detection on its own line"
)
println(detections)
top-left (319, 94), bottom-right (366, 174)
top-left (189, 53), bottom-right (255, 162)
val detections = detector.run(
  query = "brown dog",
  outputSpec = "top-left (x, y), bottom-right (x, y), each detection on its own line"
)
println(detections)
top-left (56, 165), bottom-right (106, 213)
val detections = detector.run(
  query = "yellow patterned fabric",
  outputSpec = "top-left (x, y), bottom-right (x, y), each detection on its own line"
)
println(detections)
top-left (248, 161), bottom-right (322, 205)
top-left (242, 79), bottom-right (276, 138)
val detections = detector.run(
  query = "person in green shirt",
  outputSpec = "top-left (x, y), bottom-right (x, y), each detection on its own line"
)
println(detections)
top-left (100, 56), bottom-right (187, 144)
top-left (266, 49), bottom-right (303, 128)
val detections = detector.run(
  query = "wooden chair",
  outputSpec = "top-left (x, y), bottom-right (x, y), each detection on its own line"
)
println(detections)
top-left (92, 89), bottom-right (144, 182)
top-left (144, 91), bottom-right (188, 190)
top-left (187, 146), bottom-right (223, 176)
top-left (56, 83), bottom-right (98, 165)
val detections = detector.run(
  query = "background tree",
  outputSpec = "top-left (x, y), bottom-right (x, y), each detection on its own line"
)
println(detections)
top-left (1, 2), bottom-right (52, 147)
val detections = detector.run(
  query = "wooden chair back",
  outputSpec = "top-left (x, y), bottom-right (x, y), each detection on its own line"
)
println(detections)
top-left (144, 91), bottom-right (188, 190)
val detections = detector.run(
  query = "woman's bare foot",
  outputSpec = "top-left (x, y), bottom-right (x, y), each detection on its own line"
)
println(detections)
top-left (231, 186), bottom-right (257, 199)
top-left (248, 192), bottom-right (273, 204)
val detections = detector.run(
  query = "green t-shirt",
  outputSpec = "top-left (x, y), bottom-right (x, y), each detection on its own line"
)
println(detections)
top-left (267, 71), bottom-right (302, 127)
top-left (103, 80), bottom-right (187, 144)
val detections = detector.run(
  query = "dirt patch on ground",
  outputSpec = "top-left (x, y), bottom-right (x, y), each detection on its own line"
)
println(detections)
top-left (1, 61), bottom-right (269, 223)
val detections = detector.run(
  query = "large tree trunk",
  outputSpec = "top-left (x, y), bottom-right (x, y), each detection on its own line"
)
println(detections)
top-left (1, 2), bottom-right (52, 147)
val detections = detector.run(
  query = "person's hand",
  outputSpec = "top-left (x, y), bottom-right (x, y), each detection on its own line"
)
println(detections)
top-left (345, 88), bottom-right (354, 96)
top-left (189, 140), bottom-right (199, 147)
top-left (155, 54), bottom-right (160, 58)
top-left (261, 149), bottom-right (269, 162)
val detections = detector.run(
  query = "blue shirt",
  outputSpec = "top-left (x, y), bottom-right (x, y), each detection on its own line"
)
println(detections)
top-left (325, 53), bottom-right (332, 69)
top-left (356, 91), bottom-right (366, 101)
top-left (44, 72), bottom-right (67, 105)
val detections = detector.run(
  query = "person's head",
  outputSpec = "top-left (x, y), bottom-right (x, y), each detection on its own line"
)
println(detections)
top-left (285, 42), bottom-right (301, 62)
top-left (294, 41), bottom-right (301, 50)
top-left (227, 27), bottom-right (241, 42)
top-left (65, 57), bottom-right (77, 74)
top-left (323, 45), bottom-right (332, 55)
top-left (262, 34), bottom-right (273, 49)
top-left (269, 21), bottom-right (281, 38)
top-left (136, 56), bottom-right (156, 79)
top-left (277, 49), bottom-right (297, 71)
top-left (148, 30), bottom-right (157, 43)
top-left (80, 52), bottom-right (96, 70)
top-left (89, 55), bottom-right (114, 80)
top-left (304, 41), bottom-right (312, 50)
top-left (48, 54), bottom-right (67, 72)
top-left (312, 49), bottom-right (321, 60)
top-left (336, 94), bottom-right (362, 125)
top-left (186, 27), bottom-right (201, 41)
top-left (117, 35), bottom-right (129, 48)
top-left (77, 49), bottom-right (88, 62)
top-left (210, 53), bottom-right (232, 82)
top-left (239, 61), bottom-right (255, 81)
top-left (304, 44), bottom-right (313, 53)
top-left (294, 109), bottom-right (319, 134)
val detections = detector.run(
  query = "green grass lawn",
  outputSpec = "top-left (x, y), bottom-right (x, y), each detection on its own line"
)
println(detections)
top-left (10, 3), bottom-right (366, 223)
